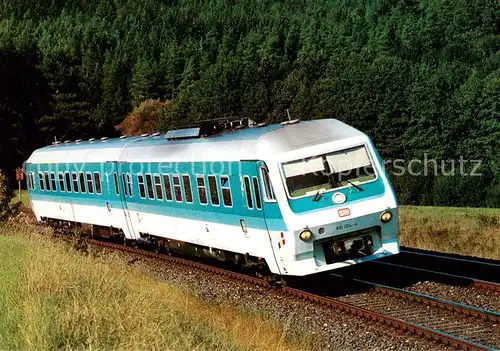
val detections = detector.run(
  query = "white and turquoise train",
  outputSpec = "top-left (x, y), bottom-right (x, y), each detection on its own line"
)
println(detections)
top-left (24, 118), bottom-right (399, 276)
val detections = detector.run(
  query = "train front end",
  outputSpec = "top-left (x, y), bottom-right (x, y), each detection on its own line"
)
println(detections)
top-left (270, 128), bottom-right (399, 276)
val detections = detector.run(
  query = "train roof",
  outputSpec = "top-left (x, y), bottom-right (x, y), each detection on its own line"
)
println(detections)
top-left (26, 119), bottom-right (367, 164)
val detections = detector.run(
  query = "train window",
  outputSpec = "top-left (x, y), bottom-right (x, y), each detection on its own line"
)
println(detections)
top-left (121, 174), bottom-right (128, 196)
top-left (243, 176), bottom-right (253, 209)
top-left (163, 175), bottom-right (173, 201)
top-left (208, 175), bottom-right (220, 206)
top-left (58, 173), bottom-right (65, 192)
top-left (79, 172), bottom-right (86, 193)
top-left (126, 174), bottom-right (133, 196)
top-left (72, 173), bottom-right (79, 192)
top-left (154, 175), bottom-right (163, 200)
top-left (173, 175), bottom-right (183, 202)
top-left (146, 174), bottom-right (154, 199)
top-left (113, 173), bottom-right (120, 195)
top-left (138, 174), bottom-right (146, 198)
top-left (65, 172), bottom-right (72, 192)
top-left (44, 172), bottom-right (51, 191)
top-left (183, 175), bottom-right (193, 203)
top-left (252, 177), bottom-right (262, 210)
top-left (50, 172), bottom-right (57, 191)
top-left (94, 173), bottom-right (102, 194)
top-left (196, 176), bottom-right (208, 205)
top-left (26, 173), bottom-right (31, 189)
top-left (39, 173), bottom-right (45, 191)
top-left (220, 176), bottom-right (232, 207)
top-left (86, 173), bottom-right (94, 194)
top-left (260, 168), bottom-right (276, 201)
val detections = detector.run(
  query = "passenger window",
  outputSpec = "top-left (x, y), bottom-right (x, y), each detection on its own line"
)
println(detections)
top-left (146, 174), bottom-right (154, 199)
top-left (79, 172), bottom-right (86, 193)
top-left (126, 174), bottom-right (133, 196)
top-left (72, 173), bottom-right (79, 192)
top-left (163, 175), bottom-right (173, 201)
top-left (94, 173), bottom-right (102, 194)
top-left (86, 173), bottom-right (94, 194)
top-left (154, 175), bottom-right (163, 200)
top-left (50, 172), bottom-right (57, 191)
top-left (113, 173), bottom-right (120, 195)
top-left (173, 175), bottom-right (183, 202)
top-left (122, 174), bottom-right (128, 196)
top-left (138, 174), bottom-right (146, 198)
top-left (39, 173), bottom-right (45, 191)
top-left (220, 176), bottom-right (232, 207)
top-left (208, 175), bottom-right (220, 206)
top-left (183, 175), bottom-right (193, 203)
top-left (260, 168), bottom-right (276, 201)
top-left (65, 172), bottom-right (72, 192)
top-left (58, 173), bottom-right (65, 192)
top-left (252, 177), bottom-right (262, 210)
top-left (244, 176), bottom-right (253, 209)
top-left (44, 172), bottom-right (51, 191)
top-left (196, 176), bottom-right (208, 205)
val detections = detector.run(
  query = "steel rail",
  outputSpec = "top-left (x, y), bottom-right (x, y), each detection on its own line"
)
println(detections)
top-left (372, 260), bottom-right (500, 294)
top-left (400, 247), bottom-right (500, 268)
top-left (400, 248), bottom-right (500, 268)
top-left (70, 236), bottom-right (494, 351)
top-left (330, 273), bottom-right (500, 322)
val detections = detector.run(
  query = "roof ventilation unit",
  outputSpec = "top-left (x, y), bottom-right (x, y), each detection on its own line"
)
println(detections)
top-left (152, 132), bottom-right (161, 137)
top-left (64, 140), bottom-right (72, 144)
top-left (75, 139), bottom-right (82, 143)
top-left (88, 138), bottom-right (95, 142)
top-left (52, 141), bottom-right (61, 145)
top-left (141, 133), bottom-right (149, 137)
top-left (166, 127), bottom-right (201, 140)
top-left (120, 135), bottom-right (127, 139)
top-left (166, 117), bottom-right (255, 140)
top-left (101, 137), bottom-right (108, 141)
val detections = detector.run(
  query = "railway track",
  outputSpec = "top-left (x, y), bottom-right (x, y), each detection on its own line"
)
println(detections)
top-left (390, 247), bottom-right (500, 284)
top-left (370, 260), bottom-right (500, 295)
top-left (328, 274), bottom-right (500, 350)
top-left (70, 236), bottom-right (500, 351)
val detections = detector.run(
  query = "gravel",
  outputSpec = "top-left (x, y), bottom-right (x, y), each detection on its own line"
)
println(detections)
top-left (101, 249), bottom-right (450, 351)
top-left (406, 281), bottom-right (500, 313)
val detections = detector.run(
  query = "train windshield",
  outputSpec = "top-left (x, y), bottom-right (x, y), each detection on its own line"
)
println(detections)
top-left (282, 145), bottom-right (376, 198)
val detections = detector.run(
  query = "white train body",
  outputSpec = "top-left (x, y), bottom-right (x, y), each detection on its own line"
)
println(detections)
top-left (25, 119), bottom-right (399, 276)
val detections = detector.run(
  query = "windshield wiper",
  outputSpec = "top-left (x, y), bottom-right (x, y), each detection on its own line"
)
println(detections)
top-left (313, 190), bottom-right (324, 202)
top-left (346, 179), bottom-right (364, 192)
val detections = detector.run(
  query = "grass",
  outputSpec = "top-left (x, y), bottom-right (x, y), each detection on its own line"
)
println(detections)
top-left (399, 206), bottom-right (500, 260)
top-left (0, 222), bottom-right (306, 350)
top-left (11, 189), bottom-right (30, 208)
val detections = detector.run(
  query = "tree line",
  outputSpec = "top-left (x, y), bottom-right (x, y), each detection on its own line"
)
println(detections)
top-left (0, 0), bottom-right (498, 207)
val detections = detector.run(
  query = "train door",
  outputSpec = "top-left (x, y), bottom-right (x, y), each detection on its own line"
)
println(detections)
top-left (109, 161), bottom-right (138, 240)
top-left (240, 160), bottom-right (282, 274)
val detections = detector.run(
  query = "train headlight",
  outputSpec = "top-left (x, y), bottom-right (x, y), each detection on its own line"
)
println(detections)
top-left (299, 229), bottom-right (313, 242)
top-left (380, 210), bottom-right (393, 223)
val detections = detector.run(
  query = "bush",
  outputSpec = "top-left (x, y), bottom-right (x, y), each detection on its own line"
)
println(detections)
top-left (0, 170), bottom-right (16, 220)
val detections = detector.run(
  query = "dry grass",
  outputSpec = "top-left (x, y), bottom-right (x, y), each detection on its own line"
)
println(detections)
top-left (399, 206), bottom-right (500, 260)
top-left (0, 222), bottom-right (306, 350)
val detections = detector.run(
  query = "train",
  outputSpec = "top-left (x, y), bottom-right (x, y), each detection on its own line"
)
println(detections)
top-left (24, 117), bottom-right (400, 277)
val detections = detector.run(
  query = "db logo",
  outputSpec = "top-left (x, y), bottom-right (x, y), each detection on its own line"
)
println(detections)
top-left (338, 208), bottom-right (351, 217)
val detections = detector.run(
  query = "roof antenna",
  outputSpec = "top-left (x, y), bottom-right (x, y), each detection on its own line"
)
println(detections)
top-left (286, 108), bottom-right (291, 121)
top-left (54, 136), bottom-right (58, 143)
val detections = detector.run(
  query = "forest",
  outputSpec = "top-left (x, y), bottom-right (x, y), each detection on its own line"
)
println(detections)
top-left (0, 0), bottom-right (498, 207)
